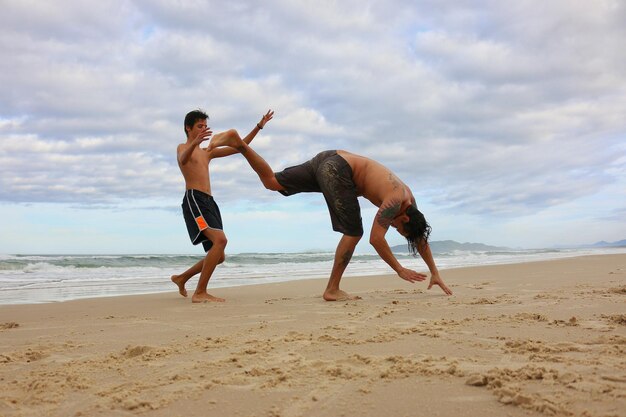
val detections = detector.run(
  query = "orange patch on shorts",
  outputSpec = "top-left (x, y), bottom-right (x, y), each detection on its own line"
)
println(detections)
top-left (195, 216), bottom-right (208, 230)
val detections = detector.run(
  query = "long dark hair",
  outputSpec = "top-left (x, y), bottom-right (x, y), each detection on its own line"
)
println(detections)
top-left (404, 205), bottom-right (431, 256)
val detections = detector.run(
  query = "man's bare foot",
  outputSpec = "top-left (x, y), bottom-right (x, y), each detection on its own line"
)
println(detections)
top-left (323, 289), bottom-right (362, 301)
top-left (192, 292), bottom-right (225, 303)
top-left (208, 130), bottom-right (242, 151)
top-left (171, 275), bottom-right (187, 297)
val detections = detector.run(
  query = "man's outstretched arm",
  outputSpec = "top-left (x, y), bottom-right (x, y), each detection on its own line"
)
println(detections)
top-left (209, 110), bottom-right (274, 159)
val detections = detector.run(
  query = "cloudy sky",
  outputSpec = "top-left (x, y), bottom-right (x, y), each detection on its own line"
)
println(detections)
top-left (1, 0), bottom-right (625, 254)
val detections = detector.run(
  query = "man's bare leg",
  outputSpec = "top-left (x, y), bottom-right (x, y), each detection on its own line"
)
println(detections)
top-left (171, 254), bottom-right (226, 297)
top-left (209, 130), bottom-right (281, 190)
top-left (208, 129), bottom-right (243, 150)
top-left (192, 229), bottom-right (227, 303)
top-left (171, 259), bottom-right (203, 297)
top-left (323, 234), bottom-right (362, 301)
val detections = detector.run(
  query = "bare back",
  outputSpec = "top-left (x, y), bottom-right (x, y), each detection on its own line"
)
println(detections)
top-left (337, 150), bottom-right (414, 209)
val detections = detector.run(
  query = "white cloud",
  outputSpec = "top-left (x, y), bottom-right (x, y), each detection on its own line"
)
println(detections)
top-left (0, 0), bottom-right (625, 251)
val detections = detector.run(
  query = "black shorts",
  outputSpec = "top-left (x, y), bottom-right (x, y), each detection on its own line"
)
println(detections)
top-left (274, 150), bottom-right (363, 236)
top-left (181, 189), bottom-right (223, 252)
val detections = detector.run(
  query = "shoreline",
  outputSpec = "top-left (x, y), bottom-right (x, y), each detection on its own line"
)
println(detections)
top-left (0, 253), bottom-right (621, 308)
top-left (1, 253), bottom-right (624, 416)
top-left (2, 249), bottom-right (625, 306)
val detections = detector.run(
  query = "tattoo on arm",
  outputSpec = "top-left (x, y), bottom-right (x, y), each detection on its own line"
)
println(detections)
top-left (388, 173), bottom-right (401, 190)
top-left (376, 199), bottom-right (401, 229)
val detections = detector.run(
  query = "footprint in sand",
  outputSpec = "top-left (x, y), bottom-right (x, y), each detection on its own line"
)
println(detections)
top-left (601, 314), bottom-right (626, 325)
top-left (121, 345), bottom-right (153, 358)
top-left (0, 322), bottom-right (19, 330)
top-left (469, 298), bottom-right (497, 305)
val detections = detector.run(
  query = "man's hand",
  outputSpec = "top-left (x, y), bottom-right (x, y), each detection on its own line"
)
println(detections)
top-left (397, 267), bottom-right (427, 283)
top-left (193, 127), bottom-right (212, 145)
top-left (428, 273), bottom-right (453, 295)
top-left (258, 109), bottom-right (274, 129)
top-left (178, 127), bottom-right (213, 165)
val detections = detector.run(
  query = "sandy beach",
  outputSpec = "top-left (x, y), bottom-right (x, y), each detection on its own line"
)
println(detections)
top-left (0, 254), bottom-right (624, 417)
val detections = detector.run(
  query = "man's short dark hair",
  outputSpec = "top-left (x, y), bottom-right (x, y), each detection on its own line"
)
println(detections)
top-left (184, 109), bottom-right (208, 137)
top-left (404, 205), bottom-right (432, 256)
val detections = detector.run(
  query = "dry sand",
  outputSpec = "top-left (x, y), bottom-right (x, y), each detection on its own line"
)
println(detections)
top-left (0, 254), bottom-right (624, 417)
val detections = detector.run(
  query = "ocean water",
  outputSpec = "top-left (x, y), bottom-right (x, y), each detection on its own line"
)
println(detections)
top-left (0, 247), bottom-right (624, 305)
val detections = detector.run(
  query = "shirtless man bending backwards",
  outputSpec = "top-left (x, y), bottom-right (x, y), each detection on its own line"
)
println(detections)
top-left (208, 133), bottom-right (453, 301)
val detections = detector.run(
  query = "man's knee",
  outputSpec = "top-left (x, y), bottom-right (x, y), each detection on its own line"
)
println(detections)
top-left (202, 229), bottom-right (228, 251)
top-left (261, 175), bottom-right (283, 191)
top-left (213, 234), bottom-right (228, 249)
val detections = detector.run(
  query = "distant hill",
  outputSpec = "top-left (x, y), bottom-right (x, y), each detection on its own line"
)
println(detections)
top-left (389, 238), bottom-right (626, 254)
top-left (590, 239), bottom-right (626, 248)
top-left (554, 239), bottom-right (626, 249)
top-left (391, 240), bottom-right (509, 254)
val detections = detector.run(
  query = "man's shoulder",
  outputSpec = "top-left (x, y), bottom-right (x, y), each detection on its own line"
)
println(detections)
top-left (177, 142), bottom-right (207, 153)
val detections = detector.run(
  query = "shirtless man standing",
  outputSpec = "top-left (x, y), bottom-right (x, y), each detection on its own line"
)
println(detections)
top-left (208, 135), bottom-right (452, 301)
top-left (172, 109), bottom-right (273, 302)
